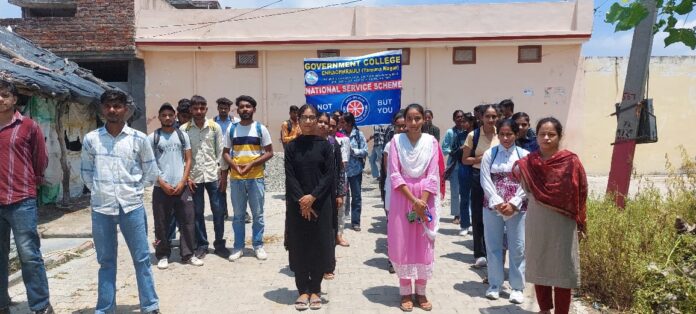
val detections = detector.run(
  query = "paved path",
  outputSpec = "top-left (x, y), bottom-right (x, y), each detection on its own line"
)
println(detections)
top-left (8, 178), bottom-right (591, 314)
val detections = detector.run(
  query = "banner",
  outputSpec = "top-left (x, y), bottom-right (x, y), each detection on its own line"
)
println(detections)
top-left (304, 50), bottom-right (402, 126)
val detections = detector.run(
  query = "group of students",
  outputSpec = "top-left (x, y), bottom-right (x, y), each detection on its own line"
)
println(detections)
top-left (0, 72), bottom-right (588, 314)
top-left (437, 100), bottom-right (588, 313)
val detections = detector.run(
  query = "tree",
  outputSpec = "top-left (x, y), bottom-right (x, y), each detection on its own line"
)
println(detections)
top-left (605, 0), bottom-right (695, 49)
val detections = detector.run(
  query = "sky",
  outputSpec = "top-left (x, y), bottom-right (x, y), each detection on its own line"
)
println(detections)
top-left (0, 0), bottom-right (694, 56)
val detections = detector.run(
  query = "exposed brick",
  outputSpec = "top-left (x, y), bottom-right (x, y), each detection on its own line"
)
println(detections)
top-left (0, 0), bottom-right (134, 57)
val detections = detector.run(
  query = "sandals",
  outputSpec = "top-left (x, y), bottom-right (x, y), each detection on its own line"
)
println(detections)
top-left (309, 294), bottom-right (322, 310)
top-left (416, 295), bottom-right (433, 311)
top-left (337, 238), bottom-right (350, 247)
top-left (294, 294), bottom-right (309, 311)
top-left (323, 273), bottom-right (335, 280)
top-left (399, 295), bottom-right (414, 312)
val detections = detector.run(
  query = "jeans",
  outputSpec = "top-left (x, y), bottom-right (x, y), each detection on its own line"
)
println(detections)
top-left (230, 178), bottom-right (266, 250)
top-left (347, 174), bottom-right (363, 226)
top-left (458, 165), bottom-right (472, 229)
top-left (91, 206), bottom-right (158, 313)
top-left (470, 169), bottom-right (486, 259)
top-left (0, 198), bottom-right (50, 311)
top-left (448, 163), bottom-right (461, 216)
top-left (483, 208), bottom-right (526, 291)
top-left (193, 181), bottom-right (225, 251)
top-left (152, 187), bottom-right (196, 260)
top-left (369, 144), bottom-right (384, 178)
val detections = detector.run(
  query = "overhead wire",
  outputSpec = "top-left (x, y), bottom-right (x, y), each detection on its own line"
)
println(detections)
top-left (140, 0), bottom-right (364, 39)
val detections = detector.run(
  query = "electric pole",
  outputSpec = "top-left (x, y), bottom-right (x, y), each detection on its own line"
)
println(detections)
top-left (606, 0), bottom-right (658, 207)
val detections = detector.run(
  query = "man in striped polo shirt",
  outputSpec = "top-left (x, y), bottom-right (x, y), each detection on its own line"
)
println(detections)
top-left (0, 80), bottom-right (53, 314)
top-left (222, 95), bottom-right (273, 262)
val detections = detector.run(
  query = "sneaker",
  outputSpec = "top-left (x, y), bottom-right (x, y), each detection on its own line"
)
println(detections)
top-left (458, 229), bottom-right (468, 236)
top-left (34, 304), bottom-right (54, 314)
top-left (255, 247), bottom-right (268, 260)
top-left (352, 225), bottom-right (361, 232)
top-left (157, 258), bottom-right (169, 270)
top-left (485, 287), bottom-right (500, 300)
top-left (509, 290), bottom-right (525, 304)
top-left (187, 256), bottom-right (204, 267)
top-left (467, 226), bottom-right (473, 235)
top-left (229, 249), bottom-right (243, 261)
top-left (474, 257), bottom-right (487, 268)
top-left (214, 247), bottom-right (230, 258)
top-left (34, 304), bottom-right (55, 314)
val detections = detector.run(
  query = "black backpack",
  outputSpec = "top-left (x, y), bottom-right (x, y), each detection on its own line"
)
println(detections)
top-left (153, 128), bottom-right (187, 163)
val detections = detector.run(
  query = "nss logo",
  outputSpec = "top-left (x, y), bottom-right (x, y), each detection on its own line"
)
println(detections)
top-left (341, 94), bottom-right (370, 124)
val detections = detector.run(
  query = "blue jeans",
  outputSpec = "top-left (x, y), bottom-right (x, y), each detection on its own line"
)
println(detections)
top-left (448, 163), bottom-right (461, 216)
top-left (193, 181), bottom-right (225, 250)
top-left (230, 178), bottom-right (265, 250)
top-left (348, 173), bottom-right (363, 226)
top-left (483, 208), bottom-right (526, 291)
top-left (91, 206), bottom-right (158, 313)
top-left (458, 164), bottom-right (472, 229)
top-left (369, 144), bottom-right (384, 178)
top-left (0, 198), bottom-right (50, 311)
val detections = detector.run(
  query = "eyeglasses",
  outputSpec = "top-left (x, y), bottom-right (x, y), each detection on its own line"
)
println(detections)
top-left (299, 115), bottom-right (317, 122)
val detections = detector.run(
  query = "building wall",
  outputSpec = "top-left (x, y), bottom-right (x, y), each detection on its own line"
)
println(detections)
top-left (0, 0), bottom-right (135, 57)
top-left (142, 44), bottom-right (584, 154)
top-left (581, 56), bottom-right (696, 175)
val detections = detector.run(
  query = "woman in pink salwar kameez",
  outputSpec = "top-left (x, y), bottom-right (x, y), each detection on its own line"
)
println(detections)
top-left (388, 103), bottom-right (445, 312)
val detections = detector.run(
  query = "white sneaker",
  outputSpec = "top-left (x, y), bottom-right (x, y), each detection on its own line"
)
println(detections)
top-left (485, 287), bottom-right (500, 300)
top-left (467, 226), bottom-right (473, 235)
top-left (474, 257), bottom-right (487, 268)
top-left (509, 290), bottom-right (525, 304)
top-left (229, 249), bottom-right (243, 261)
top-left (458, 229), bottom-right (468, 236)
top-left (187, 256), bottom-right (204, 267)
top-left (254, 247), bottom-right (268, 260)
top-left (157, 258), bottom-right (168, 269)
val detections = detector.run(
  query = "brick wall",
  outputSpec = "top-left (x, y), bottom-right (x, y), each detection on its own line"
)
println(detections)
top-left (0, 0), bottom-right (135, 57)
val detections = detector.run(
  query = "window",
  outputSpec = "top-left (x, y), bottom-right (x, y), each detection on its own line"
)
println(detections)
top-left (23, 8), bottom-right (77, 18)
top-left (518, 45), bottom-right (542, 63)
top-left (388, 48), bottom-right (410, 65)
top-left (317, 49), bottom-right (340, 58)
top-left (236, 51), bottom-right (258, 68)
top-left (77, 61), bottom-right (129, 82)
top-left (453, 47), bottom-right (476, 64)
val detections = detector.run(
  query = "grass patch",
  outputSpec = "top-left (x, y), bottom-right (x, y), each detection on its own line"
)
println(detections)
top-left (580, 147), bottom-right (696, 312)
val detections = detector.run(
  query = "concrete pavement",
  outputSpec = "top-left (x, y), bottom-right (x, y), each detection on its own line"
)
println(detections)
top-left (7, 178), bottom-right (593, 313)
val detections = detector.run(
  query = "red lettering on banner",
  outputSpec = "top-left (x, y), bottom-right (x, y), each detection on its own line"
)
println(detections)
top-left (304, 80), bottom-right (402, 96)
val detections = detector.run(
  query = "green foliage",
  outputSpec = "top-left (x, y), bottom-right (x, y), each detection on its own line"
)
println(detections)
top-left (605, 0), bottom-right (696, 49)
top-left (580, 147), bottom-right (696, 312)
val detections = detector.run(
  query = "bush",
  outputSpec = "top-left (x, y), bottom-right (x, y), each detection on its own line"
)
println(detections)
top-left (580, 147), bottom-right (696, 312)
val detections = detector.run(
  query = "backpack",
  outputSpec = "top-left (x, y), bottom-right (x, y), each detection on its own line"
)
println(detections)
top-left (228, 121), bottom-right (264, 158)
top-left (153, 128), bottom-right (187, 163)
top-left (183, 119), bottom-right (220, 155)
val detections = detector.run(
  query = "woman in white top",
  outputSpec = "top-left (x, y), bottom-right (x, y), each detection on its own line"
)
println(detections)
top-left (480, 119), bottom-right (529, 304)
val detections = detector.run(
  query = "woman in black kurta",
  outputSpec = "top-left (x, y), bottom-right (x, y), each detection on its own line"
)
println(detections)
top-left (285, 104), bottom-right (336, 310)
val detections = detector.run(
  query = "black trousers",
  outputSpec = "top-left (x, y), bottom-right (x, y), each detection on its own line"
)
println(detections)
top-left (153, 187), bottom-right (196, 260)
top-left (470, 169), bottom-right (487, 259)
top-left (295, 269), bottom-right (324, 295)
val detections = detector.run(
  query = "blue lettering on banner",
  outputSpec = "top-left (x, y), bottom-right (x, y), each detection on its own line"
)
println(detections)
top-left (304, 50), bottom-right (402, 126)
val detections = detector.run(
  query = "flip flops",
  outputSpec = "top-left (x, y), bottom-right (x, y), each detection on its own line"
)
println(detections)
top-left (294, 295), bottom-right (309, 311)
top-left (309, 294), bottom-right (322, 310)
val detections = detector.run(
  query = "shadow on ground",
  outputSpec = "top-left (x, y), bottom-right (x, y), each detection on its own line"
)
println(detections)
top-left (479, 304), bottom-right (535, 314)
top-left (264, 287), bottom-right (297, 305)
top-left (362, 285), bottom-right (400, 307)
top-left (440, 251), bottom-right (474, 263)
top-left (71, 304), bottom-right (141, 313)
top-left (363, 256), bottom-right (389, 271)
